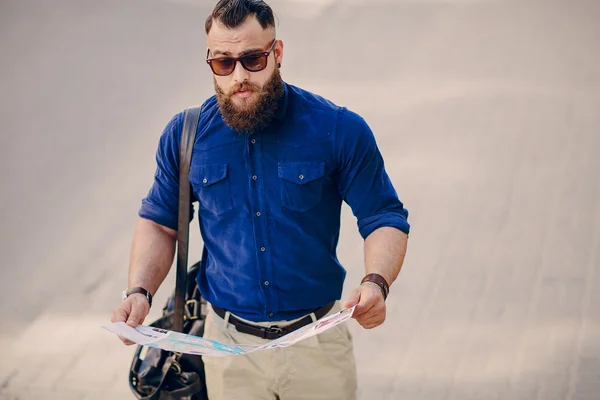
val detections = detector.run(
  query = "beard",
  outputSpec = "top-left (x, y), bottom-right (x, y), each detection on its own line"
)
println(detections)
top-left (215, 68), bottom-right (284, 134)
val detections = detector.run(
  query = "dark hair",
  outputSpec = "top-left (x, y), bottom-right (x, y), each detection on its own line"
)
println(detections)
top-left (205, 0), bottom-right (275, 34)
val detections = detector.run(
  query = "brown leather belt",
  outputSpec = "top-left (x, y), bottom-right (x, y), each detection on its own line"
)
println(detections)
top-left (212, 302), bottom-right (335, 340)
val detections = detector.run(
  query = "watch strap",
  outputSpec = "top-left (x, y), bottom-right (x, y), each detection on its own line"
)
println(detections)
top-left (125, 287), bottom-right (152, 307)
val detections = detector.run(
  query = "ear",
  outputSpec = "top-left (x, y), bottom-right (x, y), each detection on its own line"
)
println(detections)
top-left (274, 40), bottom-right (284, 67)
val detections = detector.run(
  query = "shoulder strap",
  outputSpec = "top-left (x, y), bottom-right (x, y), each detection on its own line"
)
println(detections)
top-left (174, 106), bottom-right (202, 333)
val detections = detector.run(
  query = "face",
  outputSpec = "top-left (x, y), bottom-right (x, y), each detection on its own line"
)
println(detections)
top-left (207, 16), bottom-right (285, 132)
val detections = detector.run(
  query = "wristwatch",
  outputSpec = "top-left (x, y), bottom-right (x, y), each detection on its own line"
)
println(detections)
top-left (121, 287), bottom-right (152, 307)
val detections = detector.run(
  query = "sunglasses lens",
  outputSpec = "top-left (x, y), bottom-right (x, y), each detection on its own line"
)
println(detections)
top-left (241, 54), bottom-right (267, 72)
top-left (211, 58), bottom-right (235, 76)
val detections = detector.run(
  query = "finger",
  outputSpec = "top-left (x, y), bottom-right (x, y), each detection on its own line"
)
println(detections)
top-left (355, 303), bottom-right (385, 322)
top-left (356, 309), bottom-right (386, 328)
top-left (357, 306), bottom-right (385, 322)
top-left (118, 335), bottom-right (136, 346)
top-left (342, 288), bottom-right (361, 310)
top-left (353, 288), bottom-right (379, 317)
top-left (111, 301), bottom-right (131, 323)
top-left (353, 299), bottom-right (376, 317)
top-left (127, 298), bottom-right (149, 327)
top-left (355, 304), bottom-right (386, 330)
top-left (359, 317), bottom-right (385, 329)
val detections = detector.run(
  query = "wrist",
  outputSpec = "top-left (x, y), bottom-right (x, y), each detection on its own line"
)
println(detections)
top-left (121, 287), bottom-right (153, 307)
top-left (361, 273), bottom-right (389, 301)
top-left (360, 281), bottom-right (386, 300)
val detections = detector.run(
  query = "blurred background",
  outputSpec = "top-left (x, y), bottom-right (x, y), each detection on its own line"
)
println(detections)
top-left (1, 0), bottom-right (599, 399)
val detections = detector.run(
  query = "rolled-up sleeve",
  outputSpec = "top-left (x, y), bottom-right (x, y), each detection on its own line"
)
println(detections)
top-left (335, 108), bottom-right (410, 239)
top-left (139, 112), bottom-right (193, 230)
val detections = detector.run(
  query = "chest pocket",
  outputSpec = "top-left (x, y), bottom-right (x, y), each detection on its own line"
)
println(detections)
top-left (278, 162), bottom-right (325, 212)
top-left (189, 164), bottom-right (233, 216)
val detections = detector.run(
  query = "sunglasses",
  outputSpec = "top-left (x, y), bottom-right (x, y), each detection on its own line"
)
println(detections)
top-left (206, 39), bottom-right (277, 76)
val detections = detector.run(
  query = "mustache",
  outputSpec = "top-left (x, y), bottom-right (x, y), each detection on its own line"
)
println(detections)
top-left (228, 82), bottom-right (261, 96)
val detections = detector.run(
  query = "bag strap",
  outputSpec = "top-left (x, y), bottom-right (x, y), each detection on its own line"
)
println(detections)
top-left (174, 106), bottom-right (202, 333)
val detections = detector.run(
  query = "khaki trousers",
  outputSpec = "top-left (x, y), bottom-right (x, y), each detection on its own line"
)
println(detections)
top-left (202, 302), bottom-right (357, 400)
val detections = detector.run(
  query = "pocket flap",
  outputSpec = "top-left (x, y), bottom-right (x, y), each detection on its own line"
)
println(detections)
top-left (278, 162), bottom-right (325, 185)
top-left (193, 164), bottom-right (228, 187)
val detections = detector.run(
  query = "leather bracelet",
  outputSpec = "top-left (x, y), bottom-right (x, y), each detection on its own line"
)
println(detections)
top-left (122, 287), bottom-right (152, 307)
top-left (361, 273), bottom-right (389, 301)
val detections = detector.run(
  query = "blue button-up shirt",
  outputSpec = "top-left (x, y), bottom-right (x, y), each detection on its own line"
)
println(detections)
top-left (139, 82), bottom-right (410, 322)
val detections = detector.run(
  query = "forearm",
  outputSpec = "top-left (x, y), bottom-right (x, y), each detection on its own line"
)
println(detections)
top-left (363, 226), bottom-right (408, 287)
top-left (128, 217), bottom-right (177, 295)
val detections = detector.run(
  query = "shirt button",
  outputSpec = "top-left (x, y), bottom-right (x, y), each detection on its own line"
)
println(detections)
top-left (256, 212), bottom-right (261, 217)
top-left (269, 312), bottom-right (274, 318)
top-left (299, 174), bottom-right (304, 180)
top-left (260, 247), bottom-right (266, 252)
top-left (251, 139), bottom-right (256, 144)
top-left (252, 175), bottom-right (258, 181)
top-left (264, 281), bottom-right (270, 286)
top-left (202, 178), bottom-right (208, 184)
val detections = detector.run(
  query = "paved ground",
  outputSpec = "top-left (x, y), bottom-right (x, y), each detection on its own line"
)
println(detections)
top-left (1, 0), bottom-right (599, 398)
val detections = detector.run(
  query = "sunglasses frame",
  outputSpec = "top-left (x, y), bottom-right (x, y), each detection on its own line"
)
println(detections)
top-left (206, 39), bottom-right (277, 76)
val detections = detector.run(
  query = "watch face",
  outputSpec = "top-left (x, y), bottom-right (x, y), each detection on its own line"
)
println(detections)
top-left (121, 289), bottom-right (127, 301)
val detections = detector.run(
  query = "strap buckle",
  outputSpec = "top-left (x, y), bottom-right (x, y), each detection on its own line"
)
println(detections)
top-left (163, 352), bottom-right (182, 374)
top-left (184, 299), bottom-right (199, 321)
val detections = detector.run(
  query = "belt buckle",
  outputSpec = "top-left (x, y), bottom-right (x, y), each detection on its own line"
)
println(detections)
top-left (263, 325), bottom-right (284, 339)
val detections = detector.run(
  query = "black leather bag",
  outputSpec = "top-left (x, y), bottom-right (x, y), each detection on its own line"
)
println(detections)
top-left (128, 262), bottom-right (208, 400)
top-left (128, 107), bottom-right (208, 400)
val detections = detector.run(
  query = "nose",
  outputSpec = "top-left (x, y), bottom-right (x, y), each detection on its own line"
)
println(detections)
top-left (231, 60), bottom-right (250, 84)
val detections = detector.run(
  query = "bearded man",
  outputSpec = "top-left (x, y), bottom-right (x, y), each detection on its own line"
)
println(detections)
top-left (111, 1), bottom-right (410, 399)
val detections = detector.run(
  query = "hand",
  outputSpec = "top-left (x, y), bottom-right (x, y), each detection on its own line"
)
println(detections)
top-left (110, 293), bottom-right (150, 345)
top-left (342, 283), bottom-right (386, 329)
